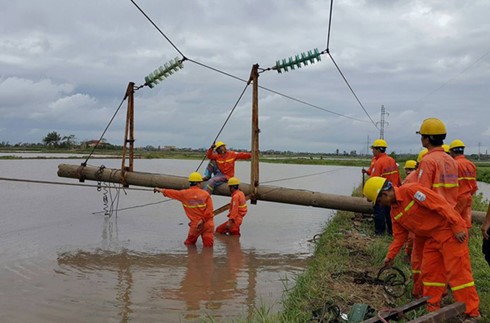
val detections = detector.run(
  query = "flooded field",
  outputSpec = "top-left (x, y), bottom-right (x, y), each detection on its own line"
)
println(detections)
top-left (0, 158), bottom-right (362, 322)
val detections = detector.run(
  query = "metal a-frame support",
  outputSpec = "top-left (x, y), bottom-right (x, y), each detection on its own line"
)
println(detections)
top-left (121, 82), bottom-right (135, 187)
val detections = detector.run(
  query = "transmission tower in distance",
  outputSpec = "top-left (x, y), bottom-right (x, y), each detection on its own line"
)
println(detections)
top-left (376, 105), bottom-right (389, 139)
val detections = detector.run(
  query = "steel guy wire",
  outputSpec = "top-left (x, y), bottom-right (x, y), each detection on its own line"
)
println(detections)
top-left (82, 95), bottom-right (127, 166)
top-left (195, 82), bottom-right (251, 172)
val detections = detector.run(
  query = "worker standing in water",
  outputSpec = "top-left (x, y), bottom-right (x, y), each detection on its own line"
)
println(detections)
top-left (363, 177), bottom-right (480, 320)
top-left (362, 139), bottom-right (401, 235)
top-left (203, 141), bottom-right (251, 193)
top-left (154, 172), bottom-right (215, 247)
top-left (215, 177), bottom-right (248, 236)
top-left (449, 139), bottom-right (478, 229)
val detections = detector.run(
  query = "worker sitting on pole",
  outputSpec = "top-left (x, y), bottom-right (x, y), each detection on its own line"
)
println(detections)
top-left (215, 177), bottom-right (248, 236)
top-left (362, 139), bottom-right (401, 235)
top-left (154, 172), bottom-right (215, 247)
top-left (203, 141), bottom-right (251, 193)
top-left (363, 176), bottom-right (480, 319)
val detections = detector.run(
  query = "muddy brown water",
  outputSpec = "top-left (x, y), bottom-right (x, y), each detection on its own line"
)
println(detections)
top-left (0, 158), bottom-right (363, 322)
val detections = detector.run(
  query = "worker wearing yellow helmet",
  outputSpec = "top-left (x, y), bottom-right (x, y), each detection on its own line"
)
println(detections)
top-left (154, 172), bottom-right (215, 247)
top-left (362, 138), bottom-right (400, 235)
top-left (203, 141), bottom-right (252, 194)
top-left (449, 139), bottom-right (478, 228)
top-left (413, 118), bottom-right (459, 301)
top-left (362, 177), bottom-right (480, 318)
top-left (404, 160), bottom-right (417, 174)
top-left (416, 118), bottom-right (458, 205)
top-left (215, 177), bottom-right (248, 236)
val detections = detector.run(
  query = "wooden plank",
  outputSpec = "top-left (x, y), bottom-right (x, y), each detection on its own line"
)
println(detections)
top-left (362, 297), bottom-right (429, 322)
top-left (408, 302), bottom-right (465, 323)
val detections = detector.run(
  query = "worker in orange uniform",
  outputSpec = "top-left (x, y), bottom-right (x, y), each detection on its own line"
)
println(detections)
top-left (403, 160), bottom-right (417, 178)
top-left (449, 139), bottom-right (478, 229)
top-left (410, 118), bottom-right (459, 299)
top-left (400, 150), bottom-right (427, 265)
top-left (362, 139), bottom-right (401, 235)
top-left (363, 177), bottom-right (480, 319)
top-left (400, 159), bottom-right (417, 263)
top-left (154, 172), bottom-right (215, 247)
top-left (204, 141), bottom-right (251, 193)
top-left (215, 177), bottom-right (248, 236)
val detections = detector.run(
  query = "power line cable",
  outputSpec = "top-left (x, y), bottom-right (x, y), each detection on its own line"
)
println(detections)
top-left (328, 52), bottom-right (379, 129)
top-left (189, 58), bottom-right (367, 122)
top-left (325, 0), bottom-right (334, 50)
top-left (129, 0), bottom-right (186, 59)
top-left (406, 47), bottom-right (490, 109)
top-left (129, 1), bottom-right (371, 124)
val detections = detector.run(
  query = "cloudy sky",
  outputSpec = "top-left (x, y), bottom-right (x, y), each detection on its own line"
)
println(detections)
top-left (1, 0), bottom-right (489, 154)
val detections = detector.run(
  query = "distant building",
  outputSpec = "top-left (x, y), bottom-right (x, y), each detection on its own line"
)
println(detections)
top-left (81, 140), bottom-right (107, 149)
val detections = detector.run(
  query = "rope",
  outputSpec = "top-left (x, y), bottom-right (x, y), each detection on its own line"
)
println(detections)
top-left (92, 198), bottom-right (173, 215)
top-left (0, 176), bottom-right (153, 191)
top-left (261, 167), bottom-right (347, 184)
top-left (82, 95), bottom-right (127, 165)
top-left (195, 82), bottom-right (251, 171)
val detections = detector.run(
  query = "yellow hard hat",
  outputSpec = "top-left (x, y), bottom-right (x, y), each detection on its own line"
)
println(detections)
top-left (416, 118), bottom-right (446, 135)
top-left (188, 172), bottom-right (203, 182)
top-left (449, 139), bottom-right (465, 150)
top-left (404, 160), bottom-right (417, 169)
top-left (371, 139), bottom-right (388, 148)
top-left (215, 141), bottom-right (226, 149)
top-left (227, 177), bottom-right (240, 186)
top-left (417, 148), bottom-right (428, 163)
top-left (363, 176), bottom-right (387, 204)
top-left (442, 144), bottom-right (450, 153)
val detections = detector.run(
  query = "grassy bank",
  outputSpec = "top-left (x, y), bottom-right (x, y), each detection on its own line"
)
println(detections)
top-left (273, 189), bottom-right (490, 322)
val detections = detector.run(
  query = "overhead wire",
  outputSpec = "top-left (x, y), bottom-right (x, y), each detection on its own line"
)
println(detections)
top-left (322, 0), bottom-right (378, 129)
top-left (325, 0), bottom-right (334, 50)
top-left (327, 52), bottom-right (379, 129)
top-left (129, 0), bottom-right (373, 124)
top-left (129, 0), bottom-right (186, 59)
top-left (406, 47), bottom-right (490, 110)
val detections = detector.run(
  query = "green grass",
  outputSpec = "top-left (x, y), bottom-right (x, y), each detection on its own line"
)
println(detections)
top-left (275, 188), bottom-right (490, 322)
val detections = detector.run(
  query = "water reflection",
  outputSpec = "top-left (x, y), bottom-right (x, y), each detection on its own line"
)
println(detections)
top-left (57, 237), bottom-right (307, 322)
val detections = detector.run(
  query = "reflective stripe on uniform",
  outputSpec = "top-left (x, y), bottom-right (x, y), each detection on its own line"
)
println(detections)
top-left (432, 183), bottom-right (458, 188)
top-left (381, 170), bottom-right (398, 176)
top-left (238, 204), bottom-right (247, 209)
top-left (451, 281), bottom-right (475, 292)
top-left (423, 281), bottom-right (446, 287)
top-left (183, 203), bottom-right (206, 209)
top-left (412, 269), bottom-right (421, 274)
top-left (217, 158), bottom-right (234, 163)
top-left (458, 177), bottom-right (476, 181)
top-left (394, 200), bottom-right (415, 221)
